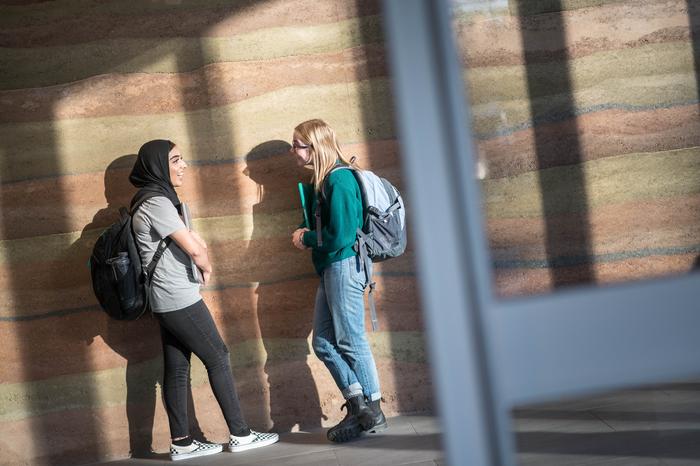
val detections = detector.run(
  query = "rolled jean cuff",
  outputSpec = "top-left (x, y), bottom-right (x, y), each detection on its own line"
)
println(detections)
top-left (342, 383), bottom-right (363, 399)
top-left (368, 392), bottom-right (382, 402)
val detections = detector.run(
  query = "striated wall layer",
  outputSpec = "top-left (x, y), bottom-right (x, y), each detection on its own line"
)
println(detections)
top-left (0, 1), bottom-right (428, 465)
top-left (453, 0), bottom-right (700, 294)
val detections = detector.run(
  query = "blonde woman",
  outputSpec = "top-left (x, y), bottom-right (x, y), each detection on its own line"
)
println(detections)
top-left (290, 120), bottom-right (387, 442)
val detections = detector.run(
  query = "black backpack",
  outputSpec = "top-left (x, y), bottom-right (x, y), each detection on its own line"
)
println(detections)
top-left (90, 202), bottom-right (171, 320)
top-left (318, 165), bottom-right (407, 330)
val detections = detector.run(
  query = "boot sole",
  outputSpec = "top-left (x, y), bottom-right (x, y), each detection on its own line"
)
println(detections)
top-left (327, 424), bottom-right (363, 443)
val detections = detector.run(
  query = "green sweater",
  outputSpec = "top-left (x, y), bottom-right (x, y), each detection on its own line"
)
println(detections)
top-left (301, 169), bottom-right (363, 274)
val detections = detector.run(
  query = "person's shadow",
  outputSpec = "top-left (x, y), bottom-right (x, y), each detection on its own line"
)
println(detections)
top-left (70, 155), bottom-right (207, 457)
top-left (243, 141), bottom-right (324, 432)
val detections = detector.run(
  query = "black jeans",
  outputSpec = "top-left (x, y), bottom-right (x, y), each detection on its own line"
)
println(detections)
top-left (156, 299), bottom-right (249, 439)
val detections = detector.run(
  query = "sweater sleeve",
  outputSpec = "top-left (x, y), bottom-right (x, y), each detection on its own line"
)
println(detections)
top-left (302, 176), bottom-right (360, 252)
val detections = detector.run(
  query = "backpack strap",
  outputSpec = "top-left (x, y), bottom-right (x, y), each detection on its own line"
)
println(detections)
top-left (356, 228), bottom-right (378, 331)
top-left (143, 237), bottom-right (172, 283)
top-left (315, 201), bottom-right (323, 248)
top-left (128, 201), bottom-right (173, 285)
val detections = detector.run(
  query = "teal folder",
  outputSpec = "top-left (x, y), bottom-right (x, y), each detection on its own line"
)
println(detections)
top-left (298, 182), bottom-right (310, 228)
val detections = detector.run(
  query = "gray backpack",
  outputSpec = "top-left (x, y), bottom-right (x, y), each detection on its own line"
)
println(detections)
top-left (318, 165), bottom-right (407, 330)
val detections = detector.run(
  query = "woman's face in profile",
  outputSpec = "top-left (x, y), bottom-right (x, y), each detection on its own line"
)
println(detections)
top-left (168, 146), bottom-right (187, 187)
top-left (291, 132), bottom-right (313, 167)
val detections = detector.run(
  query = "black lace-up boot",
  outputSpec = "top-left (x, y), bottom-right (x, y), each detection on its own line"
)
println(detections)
top-left (327, 395), bottom-right (372, 442)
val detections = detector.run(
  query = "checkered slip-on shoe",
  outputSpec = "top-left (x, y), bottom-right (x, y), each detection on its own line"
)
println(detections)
top-left (229, 430), bottom-right (279, 452)
top-left (169, 439), bottom-right (223, 461)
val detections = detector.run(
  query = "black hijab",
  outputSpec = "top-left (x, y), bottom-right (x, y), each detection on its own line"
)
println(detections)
top-left (129, 139), bottom-right (181, 212)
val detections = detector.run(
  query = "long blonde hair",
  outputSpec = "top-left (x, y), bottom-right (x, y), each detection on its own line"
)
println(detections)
top-left (294, 119), bottom-right (360, 192)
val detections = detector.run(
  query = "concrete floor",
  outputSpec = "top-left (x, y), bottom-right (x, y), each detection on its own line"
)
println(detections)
top-left (513, 382), bottom-right (700, 466)
top-left (93, 383), bottom-right (700, 466)
top-left (92, 415), bottom-right (443, 466)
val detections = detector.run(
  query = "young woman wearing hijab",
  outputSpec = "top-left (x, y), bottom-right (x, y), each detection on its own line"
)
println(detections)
top-left (290, 120), bottom-right (388, 443)
top-left (129, 140), bottom-right (278, 461)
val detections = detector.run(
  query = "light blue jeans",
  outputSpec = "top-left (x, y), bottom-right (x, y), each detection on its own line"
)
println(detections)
top-left (312, 255), bottom-right (381, 401)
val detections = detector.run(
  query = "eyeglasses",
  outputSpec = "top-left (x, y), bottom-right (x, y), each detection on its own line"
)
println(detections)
top-left (292, 142), bottom-right (311, 150)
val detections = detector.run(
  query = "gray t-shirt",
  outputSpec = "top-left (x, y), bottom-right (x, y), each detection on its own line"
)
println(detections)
top-left (132, 196), bottom-right (201, 313)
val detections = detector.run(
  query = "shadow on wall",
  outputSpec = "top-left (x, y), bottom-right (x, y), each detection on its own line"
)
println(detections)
top-left (68, 155), bottom-right (207, 457)
top-left (243, 140), bottom-right (324, 432)
top-left (689, 1), bottom-right (700, 238)
top-left (516, 0), bottom-right (594, 288)
top-left (0, 95), bottom-right (104, 463)
top-left (355, 0), bottom-right (433, 416)
top-left (176, 30), bottom-right (270, 434)
top-left (690, 0), bottom-right (700, 105)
